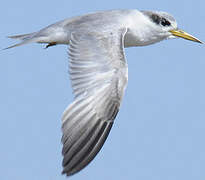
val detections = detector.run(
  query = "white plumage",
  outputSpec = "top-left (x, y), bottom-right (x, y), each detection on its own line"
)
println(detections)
top-left (6, 9), bottom-right (202, 176)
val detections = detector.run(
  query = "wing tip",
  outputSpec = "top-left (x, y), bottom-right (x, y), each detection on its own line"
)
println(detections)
top-left (61, 120), bottom-right (113, 177)
top-left (61, 168), bottom-right (78, 177)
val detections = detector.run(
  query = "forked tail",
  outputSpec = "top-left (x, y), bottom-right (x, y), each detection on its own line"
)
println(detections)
top-left (4, 32), bottom-right (42, 50)
top-left (8, 32), bottom-right (35, 41)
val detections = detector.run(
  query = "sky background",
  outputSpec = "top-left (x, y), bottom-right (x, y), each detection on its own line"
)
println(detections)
top-left (1, 0), bottom-right (205, 180)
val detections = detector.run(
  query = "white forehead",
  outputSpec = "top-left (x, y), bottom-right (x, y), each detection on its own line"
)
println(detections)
top-left (141, 10), bottom-right (178, 28)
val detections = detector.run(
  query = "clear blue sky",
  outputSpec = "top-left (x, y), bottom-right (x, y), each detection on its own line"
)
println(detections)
top-left (1, 0), bottom-right (204, 180)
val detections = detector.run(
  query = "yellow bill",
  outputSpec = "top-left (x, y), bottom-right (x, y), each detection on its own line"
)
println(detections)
top-left (169, 29), bottom-right (203, 44)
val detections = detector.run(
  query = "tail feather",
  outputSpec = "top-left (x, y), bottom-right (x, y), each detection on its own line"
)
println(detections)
top-left (7, 32), bottom-right (36, 40)
top-left (3, 37), bottom-right (39, 50)
top-left (4, 32), bottom-right (43, 50)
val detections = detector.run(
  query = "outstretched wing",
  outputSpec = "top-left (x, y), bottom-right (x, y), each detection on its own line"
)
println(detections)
top-left (61, 28), bottom-right (128, 176)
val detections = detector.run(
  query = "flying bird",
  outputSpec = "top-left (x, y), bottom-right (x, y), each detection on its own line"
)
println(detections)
top-left (6, 9), bottom-right (203, 176)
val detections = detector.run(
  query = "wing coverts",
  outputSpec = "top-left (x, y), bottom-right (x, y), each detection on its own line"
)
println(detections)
top-left (61, 28), bottom-right (128, 176)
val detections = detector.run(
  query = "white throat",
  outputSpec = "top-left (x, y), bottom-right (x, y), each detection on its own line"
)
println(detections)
top-left (123, 11), bottom-right (173, 47)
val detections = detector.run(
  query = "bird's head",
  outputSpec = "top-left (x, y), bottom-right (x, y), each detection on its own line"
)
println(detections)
top-left (140, 10), bottom-right (203, 44)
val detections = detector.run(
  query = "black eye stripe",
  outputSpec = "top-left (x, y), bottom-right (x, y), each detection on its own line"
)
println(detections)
top-left (151, 14), bottom-right (161, 24)
top-left (150, 14), bottom-right (171, 26)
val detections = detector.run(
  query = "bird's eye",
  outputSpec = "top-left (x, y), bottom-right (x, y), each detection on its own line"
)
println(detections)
top-left (161, 18), bottom-right (171, 26)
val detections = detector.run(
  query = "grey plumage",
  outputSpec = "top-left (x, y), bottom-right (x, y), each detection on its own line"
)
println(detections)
top-left (6, 9), bottom-right (202, 177)
top-left (61, 28), bottom-right (128, 175)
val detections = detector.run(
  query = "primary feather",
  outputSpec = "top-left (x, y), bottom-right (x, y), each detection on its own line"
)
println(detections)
top-left (61, 28), bottom-right (128, 175)
top-left (5, 9), bottom-right (176, 176)
top-left (6, 9), bottom-right (202, 177)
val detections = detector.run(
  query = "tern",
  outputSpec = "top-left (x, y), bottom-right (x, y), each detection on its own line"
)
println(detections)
top-left (6, 9), bottom-right (203, 176)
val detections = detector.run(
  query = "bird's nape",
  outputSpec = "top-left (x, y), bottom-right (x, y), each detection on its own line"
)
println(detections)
top-left (6, 9), bottom-right (203, 177)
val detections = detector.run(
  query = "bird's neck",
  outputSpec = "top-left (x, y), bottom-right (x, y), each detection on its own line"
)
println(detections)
top-left (123, 11), bottom-right (165, 47)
